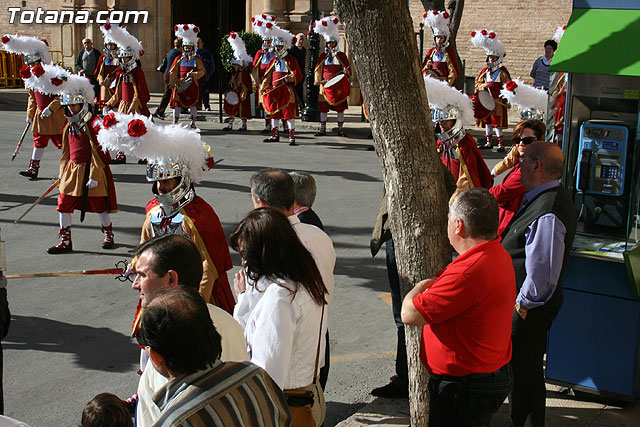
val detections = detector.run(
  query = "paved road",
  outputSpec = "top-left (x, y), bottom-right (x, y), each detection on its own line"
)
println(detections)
top-left (0, 106), bottom-right (501, 426)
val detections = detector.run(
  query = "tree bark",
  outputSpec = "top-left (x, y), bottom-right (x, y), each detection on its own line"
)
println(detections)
top-left (334, 1), bottom-right (451, 425)
top-left (448, 0), bottom-right (466, 90)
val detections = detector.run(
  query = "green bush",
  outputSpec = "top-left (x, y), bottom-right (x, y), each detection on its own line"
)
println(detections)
top-left (220, 31), bottom-right (263, 72)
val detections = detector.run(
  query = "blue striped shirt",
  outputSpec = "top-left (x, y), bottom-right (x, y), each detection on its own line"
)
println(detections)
top-left (530, 56), bottom-right (553, 90)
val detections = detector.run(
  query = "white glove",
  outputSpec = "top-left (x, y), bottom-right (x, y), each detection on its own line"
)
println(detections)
top-left (86, 179), bottom-right (98, 189)
top-left (491, 170), bottom-right (497, 177)
top-left (40, 107), bottom-right (52, 118)
top-left (26, 117), bottom-right (33, 124)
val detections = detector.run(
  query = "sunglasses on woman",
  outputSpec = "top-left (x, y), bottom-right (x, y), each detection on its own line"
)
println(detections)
top-left (513, 136), bottom-right (536, 145)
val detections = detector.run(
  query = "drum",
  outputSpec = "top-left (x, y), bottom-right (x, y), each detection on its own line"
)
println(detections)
top-left (472, 90), bottom-right (496, 120)
top-left (262, 84), bottom-right (291, 115)
top-left (223, 91), bottom-right (239, 116)
top-left (323, 74), bottom-right (350, 105)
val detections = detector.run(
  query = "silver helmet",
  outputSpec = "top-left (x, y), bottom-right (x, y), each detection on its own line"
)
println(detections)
top-left (273, 37), bottom-right (288, 58)
top-left (521, 108), bottom-right (545, 121)
top-left (430, 105), bottom-right (465, 144)
top-left (118, 47), bottom-right (138, 72)
top-left (486, 54), bottom-right (503, 72)
top-left (24, 51), bottom-right (44, 66)
top-left (61, 90), bottom-right (91, 128)
top-left (147, 163), bottom-right (195, 217)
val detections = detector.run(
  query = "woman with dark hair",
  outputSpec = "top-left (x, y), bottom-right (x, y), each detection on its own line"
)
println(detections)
top-left (489, 119), bottom-right (546, 234)
top-left (230, 208), bottom-right (328, 392)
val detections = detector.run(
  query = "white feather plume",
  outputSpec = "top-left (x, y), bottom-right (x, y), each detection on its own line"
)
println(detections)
top-left (228, 32), bottom-right (252, 66)
top-left (270, 24), bottom-right (294, 48)
top-left (96, 112), bottom-right (208, 183)
top-left (500, 78), bottom-right (547, 113)
top-left (423, 10), bottom-right (450, 38)
top-left (470, 29), bottom-right (505, 58)
top-left (22, 63), bottom-right (72, 95)
top-left (99, 22), bottom-right (116, 44)
top-left (109, 24), bottom-right (143, 58)
top-left (58, 73), bottom-right (96, 104)
top-left (251, 15), bottom-right (275, 39)
top-left (314, 17), bottom-right (340, 42)
top-left (1, 34), bottom-right (51, 64)
top-left (424, 75), bottom-right (475, 126)
top-left (553, 25), bottom-right (566, 42)
top-left (175, 24), bottom-right (199, 46)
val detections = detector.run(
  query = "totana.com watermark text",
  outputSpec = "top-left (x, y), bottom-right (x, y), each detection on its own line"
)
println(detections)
top-left (7, 7), bottom-right (148, 24)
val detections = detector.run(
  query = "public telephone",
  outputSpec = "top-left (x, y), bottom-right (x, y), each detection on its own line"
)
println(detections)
top-left (576, 122), bottom-right (629, 196)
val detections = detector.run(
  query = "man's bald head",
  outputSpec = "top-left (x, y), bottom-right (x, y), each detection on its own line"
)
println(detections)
top-left (526, 142), bottom-right (564, 180)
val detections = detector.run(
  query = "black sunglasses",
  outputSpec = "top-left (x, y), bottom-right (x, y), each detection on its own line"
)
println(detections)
top-left (513, 136), bottom-right (536, 145)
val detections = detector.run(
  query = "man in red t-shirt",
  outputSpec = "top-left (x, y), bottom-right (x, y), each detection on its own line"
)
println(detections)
top-left (402, 188), bottom-right (515, 425)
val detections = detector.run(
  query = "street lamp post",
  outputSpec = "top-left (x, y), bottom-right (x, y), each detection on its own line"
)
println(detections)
top-left (302, 0), bottom-right (320, 122)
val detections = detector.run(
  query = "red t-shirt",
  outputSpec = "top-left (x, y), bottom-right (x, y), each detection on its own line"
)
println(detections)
top-left (413, 238), bottom-right (515, 376)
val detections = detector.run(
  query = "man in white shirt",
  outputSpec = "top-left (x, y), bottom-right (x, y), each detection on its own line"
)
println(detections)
top-left (129, 234), bottom-right (248, 425)
top-left (248, 168), bottom-right (336, 389)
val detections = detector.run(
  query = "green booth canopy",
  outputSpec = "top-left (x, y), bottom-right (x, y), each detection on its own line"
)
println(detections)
top-left (549, 8), bottom-right (640, 77)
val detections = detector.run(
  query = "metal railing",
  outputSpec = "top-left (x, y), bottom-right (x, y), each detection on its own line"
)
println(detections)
top-left (0, 52), bottom-right (25, 89)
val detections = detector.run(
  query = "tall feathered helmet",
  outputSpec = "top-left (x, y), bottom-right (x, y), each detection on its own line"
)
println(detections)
top-left (109, 24), bottom-right (144, 71)
top-left (175, 23), bottom-right (199, 57)
top-left (51, 70), bottom-right (96, 127)
top-left (470, 29), bottom-right (506, 72)
top-left (270, 25), bottom-right (294, 58)
top-left (252, 14), bottom-right (277, 50)
top-left (96, 112), bottom-right (212, 217)
top-left (500, 79), bottom-right (547, 120)
top-left (1, 34), bottom-right (51, 66)
top-left (423, 10), bottom-right (450, 49)
top-left (553, 24), bottom-right (567, 43)
top-left (424, 75), bottom-right (474, 144)
top-left (228, 31), bottom-right (252, 68)
top-left (98, 22), bottom-right (118, 55)
top-left (314, 16), bottom-right (340, 51)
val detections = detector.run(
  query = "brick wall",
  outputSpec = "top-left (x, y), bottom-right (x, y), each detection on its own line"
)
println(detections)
top-left (409, 0), bottom-right (573, 87)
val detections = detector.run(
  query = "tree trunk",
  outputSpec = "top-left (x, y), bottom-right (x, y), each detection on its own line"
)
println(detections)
top-left (420, 0), bottom-right (446, 11)
top-left (334, 1), bottom-right (451, 425)
top-left (448, 0), bottom-right (466, 90)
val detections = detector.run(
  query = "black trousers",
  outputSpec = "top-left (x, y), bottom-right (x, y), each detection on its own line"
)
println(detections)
top-left (428, 363), bottom-right (512, 427)
top-left (510, 308), bottom-right (556, 427)
top-left (386, 239), bottom-right (408, 388)
top-left (155, 74), bottom-right (172, 116)
top-left (201, 79), bottom-right (211, 109)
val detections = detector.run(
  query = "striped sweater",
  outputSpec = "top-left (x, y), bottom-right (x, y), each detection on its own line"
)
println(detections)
top-left (153, 361), bottom-right (292, 427)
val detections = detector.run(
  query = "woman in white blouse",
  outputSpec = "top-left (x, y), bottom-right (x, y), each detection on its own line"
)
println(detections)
top-left (231, 208), bottom-right (328, 391)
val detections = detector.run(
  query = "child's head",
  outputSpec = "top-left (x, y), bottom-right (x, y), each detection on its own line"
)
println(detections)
top-left (81, 393), bottom-right (132, 427)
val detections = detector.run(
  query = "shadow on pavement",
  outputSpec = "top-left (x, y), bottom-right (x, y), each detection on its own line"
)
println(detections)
top-left (325, 401), bottom-right (370, 427)
top-left (4, 315), bottom-right (138, 372)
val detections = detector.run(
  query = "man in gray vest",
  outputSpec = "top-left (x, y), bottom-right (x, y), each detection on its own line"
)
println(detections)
top-left (501, 142), bottom-right (577, 427)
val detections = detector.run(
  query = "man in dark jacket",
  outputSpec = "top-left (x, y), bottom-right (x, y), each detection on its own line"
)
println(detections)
top-left (501, 142), bottom-right (577, 427)
top-left (75, 38), bottom-right (101, 104)
top-left (288, 33), bottom-right (307, 113)
top-left (154, 38), bottom-right (183, 119)
top-left (196, 37), bottom-right (215, 111)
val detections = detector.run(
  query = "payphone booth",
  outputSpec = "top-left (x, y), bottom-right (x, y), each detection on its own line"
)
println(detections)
top-left (544, 3), bottom-right (640, 401)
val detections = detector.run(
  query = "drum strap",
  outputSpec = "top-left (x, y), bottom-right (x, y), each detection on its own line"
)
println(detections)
top-left (455, 146), bottom-right (474, 189)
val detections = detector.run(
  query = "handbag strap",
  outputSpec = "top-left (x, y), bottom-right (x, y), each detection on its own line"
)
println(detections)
top-left (313, 304), bottom-right (325, 384)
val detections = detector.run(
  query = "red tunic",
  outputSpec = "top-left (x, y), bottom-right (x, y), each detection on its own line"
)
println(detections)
top-left (421, 46), bottom-right (460, 86)
top-left (169, 55), bottom-right (206, 109)
top-left (95, 54), bottom-right (119, 105)
top-left (315, 51), bottom-right (351, 113)
top-left (413, 238), bottom-right (515, 376)
top-left (260, 55), bottom-right (303, 120)
top-left (252, 49), bottom-right (275, 80)
top-left (224, 70), bottom-right (253, 120)
top-left (109, 65), bottom-right (151, 117)
top-left (144, 196), bottom-right (235, 313)
top-left (438, 133), bottom-right (493, 190)
top-left (489, 163), bottom-right (525, 235)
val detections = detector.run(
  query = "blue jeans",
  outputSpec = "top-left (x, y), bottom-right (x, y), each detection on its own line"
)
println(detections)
top-left (386, 239), bottom-right (408, 388)
top-left (428, 363), bottom-right (513, 427)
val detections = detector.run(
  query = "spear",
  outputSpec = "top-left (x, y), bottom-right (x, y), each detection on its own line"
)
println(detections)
top-left (11, 121), bottom-right (31, 161)
top-left (5, 267), bottom-right (125, 279)
top-left (14, 179), bottom-right (60, 224)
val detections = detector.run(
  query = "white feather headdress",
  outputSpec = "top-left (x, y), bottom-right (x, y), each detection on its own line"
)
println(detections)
top-left (423, 10), bottom-right (450, 38)
top-left (98, 22), bottom-right (116, 44)
top-left (270, 24), bottom-right (294, 48)
top-left (56, 73), bottom-right (96, 104)
top-left (1, 34), bottom-right (51, 64)
top-left (553, 25), bottom-right (567, 42)
top-left (251, 15), bottom-right (277, 39)
top-left (314, 17), bottom-right (340, 43)
top-left (500, 79), bottom-right (547, 115)
top-left (175, 24), bottom-right (199, 46)
top-left (228, 31), bottom-right (252, 66)
top-left (109, 24), bottom-right (143, 58)
top-left (424, 75), bottom-right (475, 126)
top-left (470, 29), bottom-right (505, 58)
top-left (96, 112), bottom-right (209, 182)
top-left (21, 63), bottom-right (72, 95)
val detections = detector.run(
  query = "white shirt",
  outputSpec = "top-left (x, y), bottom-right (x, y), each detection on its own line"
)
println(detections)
top-left (234, 276), bottom-right (324, 390)
top-left (136, 304), bottom-right (249, 427)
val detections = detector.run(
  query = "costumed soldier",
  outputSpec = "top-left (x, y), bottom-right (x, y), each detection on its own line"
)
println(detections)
top-left (471, 29), bottom-right (511, 151)
top-left (223, 31), bottom-right (253, 131)
top-left (169, 24), bottom-right (206, 129)
top-left (1, 35), bottom-right (65, 179)
top-left (421, 10), bottom-right (460, 87)
top-left (260, 25), bottom-right (303, 146)
top-left (425, 75), bottom-right (493, 204)
top-left (96, 112), bottom-right (234, 312)
top-left (106, 23), bottom-right (150, 164)
top-left (95, 23), bottom-right (120, 115)
top-left (313, 17), bottom-right (352, 137)
top-left (44, 68), bottom-right (117, 254)
top-left (251, 15), bottom-right (277, 133)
